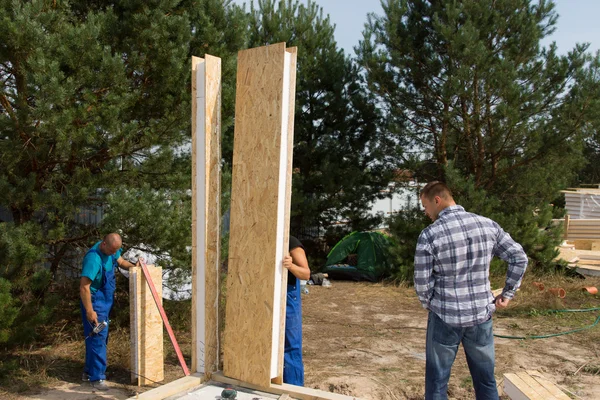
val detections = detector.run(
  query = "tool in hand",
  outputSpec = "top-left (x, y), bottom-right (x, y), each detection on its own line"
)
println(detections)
top-left (85, 320), bottom-right (108, 340)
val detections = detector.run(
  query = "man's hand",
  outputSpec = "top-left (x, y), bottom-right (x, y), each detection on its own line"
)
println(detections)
top-left (495, 295), bottom-right (510, 308)
top-left (86, 309), bottom-right (99, 326)
top-left (283, 255), bottom-right (293, 270)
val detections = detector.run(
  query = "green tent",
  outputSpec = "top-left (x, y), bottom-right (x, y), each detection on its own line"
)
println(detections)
top-left (323, 231), bottom-right (391, 282)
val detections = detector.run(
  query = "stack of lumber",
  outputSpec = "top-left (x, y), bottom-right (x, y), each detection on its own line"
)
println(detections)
top-left (562, 188), bottom-right (600, 219)
top-left (503, 370), bottom-right (570, 400)
top-left (555, 241), bottom-right (600, 277)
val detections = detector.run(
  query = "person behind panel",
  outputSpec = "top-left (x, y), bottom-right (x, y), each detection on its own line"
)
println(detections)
top-left (282, 235), bottom-right (310, 385)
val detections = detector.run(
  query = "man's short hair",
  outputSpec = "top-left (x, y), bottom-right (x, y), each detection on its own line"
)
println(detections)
top-left (420, 181), bottom-right (453, 200)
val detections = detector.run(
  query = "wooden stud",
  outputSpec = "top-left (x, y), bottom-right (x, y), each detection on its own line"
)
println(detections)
top-left (191, 54), bottom-right (222, 377)
top-left (223, 43), bottom-right (297, 387)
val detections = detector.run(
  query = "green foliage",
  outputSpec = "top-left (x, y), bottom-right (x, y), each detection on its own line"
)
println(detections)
top-left (246, 0), bottom-right (400, 242)
top-left (0, 0), bottom-right (242, 345)
top-left (385, 208), bottom-right (428, 282)
top-left (358, 0), bottom-right (599, 276)
top-left (0, 278), bottom-right (18, 343)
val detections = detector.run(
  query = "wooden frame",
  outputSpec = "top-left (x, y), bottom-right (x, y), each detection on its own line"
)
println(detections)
top-left (130, 45), bottom-right (358, 400)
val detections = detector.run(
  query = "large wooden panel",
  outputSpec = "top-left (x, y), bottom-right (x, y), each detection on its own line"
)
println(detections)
top-left (129, 265), bottom-right (164, 385)
top-left (223, 43), bottom-right (297, 387)
top-left (191, 54), bottom-right (222, 376)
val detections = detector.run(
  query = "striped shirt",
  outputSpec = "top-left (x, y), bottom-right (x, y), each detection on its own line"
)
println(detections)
top-left (414, 205), bottom-right (528, 327)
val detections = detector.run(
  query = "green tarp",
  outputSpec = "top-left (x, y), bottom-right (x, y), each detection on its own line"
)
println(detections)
top-left (323, 231), bottom-right (391, 282)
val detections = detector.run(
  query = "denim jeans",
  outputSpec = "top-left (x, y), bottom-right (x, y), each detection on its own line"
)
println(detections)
top-left (425, 311), bottom-right (498, 400)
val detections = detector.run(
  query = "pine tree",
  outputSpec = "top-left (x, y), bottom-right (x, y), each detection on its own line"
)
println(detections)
top-left (0, 0), bottom-right (243, 343)
top-left (357, 0), bottom-right (597, 274)
top-left (246, 0), bottom-right (399, 251)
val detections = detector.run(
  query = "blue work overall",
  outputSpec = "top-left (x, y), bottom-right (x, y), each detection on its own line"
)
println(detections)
top-left (80, 248), bottom-right (116, 382)
top-left (283, 280), bottom-right (304, 385)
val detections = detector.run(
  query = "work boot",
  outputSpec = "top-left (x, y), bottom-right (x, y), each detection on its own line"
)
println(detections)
top-left (91, 380), bottom-right (109, 391)
top-left (82, 372), bottom-right (90, 381)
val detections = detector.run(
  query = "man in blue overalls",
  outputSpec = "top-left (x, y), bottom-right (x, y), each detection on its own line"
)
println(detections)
top-left (80, 233), bottom-right (136, 391)
top-left (282, 236), bottom-right (310, 386)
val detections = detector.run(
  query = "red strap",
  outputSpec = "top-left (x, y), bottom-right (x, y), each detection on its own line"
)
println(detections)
top-left (138, 258), bottom-right (190, 376)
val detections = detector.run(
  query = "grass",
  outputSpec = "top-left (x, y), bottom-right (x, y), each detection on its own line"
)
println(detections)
top-left (490, 272), bottom-right (600, 341)
top-left (0, 281), bottom-right (194, 398)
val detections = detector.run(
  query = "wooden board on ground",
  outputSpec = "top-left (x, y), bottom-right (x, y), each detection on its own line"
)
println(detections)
top-left (130, 265), bottom-right (164, 386)
top-left (503, 371), bottom-right (569, 400)
top-left (223, 43), bottom-right (297, 387)
top-left (126, 374), bottom-right (204, 400)
top-left (191, 54), bottom-right (221, 376)
top-left (576, 264), bottom-right (600, 277)
top-left (212, 372), bottom-right (359, 400)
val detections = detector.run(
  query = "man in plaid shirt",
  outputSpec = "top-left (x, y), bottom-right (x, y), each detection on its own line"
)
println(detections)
top-left (414, 181), bottom-right (527, 400)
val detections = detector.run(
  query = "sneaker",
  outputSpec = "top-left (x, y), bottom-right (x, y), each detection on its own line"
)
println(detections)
top-left (82, 372), bottom-right (90, 381)
top-left (91, 380), bottom-right (109, 391)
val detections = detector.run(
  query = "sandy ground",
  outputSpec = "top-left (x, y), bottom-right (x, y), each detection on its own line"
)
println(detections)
top-left (303, 281), bottom-right (600, 400)
top-left (3, 279), bottom-right (600, 399)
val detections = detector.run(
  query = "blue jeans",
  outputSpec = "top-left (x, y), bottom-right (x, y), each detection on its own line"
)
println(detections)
top-left (283, 282), bottom-right (304, 385)
top-left (425, 311), bottom-right (498, 400)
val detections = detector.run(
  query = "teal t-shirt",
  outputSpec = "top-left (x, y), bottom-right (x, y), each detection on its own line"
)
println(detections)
top-left (81, 241), bottom-right (122, 293)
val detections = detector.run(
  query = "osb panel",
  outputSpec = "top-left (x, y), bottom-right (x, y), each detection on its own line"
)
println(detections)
top-left (223, 42), bottom-right (292, 387)
top-left (130, 266), bottom-right (164, 385)
top-left (274, 47), bottom-right (298, 384)
top-left (204, 54), bottom-right (221, 376)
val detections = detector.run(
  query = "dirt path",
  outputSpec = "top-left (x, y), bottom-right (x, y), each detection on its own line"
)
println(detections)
top-left (302, 281), bottom-right (600, 399)
top-left (4, 279), bottom-right (600, 400)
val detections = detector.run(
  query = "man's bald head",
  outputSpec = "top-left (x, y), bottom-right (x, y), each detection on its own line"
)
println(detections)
top-left (100, 233), bottom-right (122, 256)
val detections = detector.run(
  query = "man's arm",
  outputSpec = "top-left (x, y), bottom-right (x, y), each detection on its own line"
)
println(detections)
top-left (80, 277), bottom-right (98, 326)
top-left (494, 225), bottom-right (528, 306)
top-left (116, 256), bottom-right (136, 270)
top-left (284, 247), bottom-right (311, 281)
top-left (414, 232), bottom-right (435, 309)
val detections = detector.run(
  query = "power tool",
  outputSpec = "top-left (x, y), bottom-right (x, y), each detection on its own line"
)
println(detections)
top-left (85, 321), bottom-right (108, 340)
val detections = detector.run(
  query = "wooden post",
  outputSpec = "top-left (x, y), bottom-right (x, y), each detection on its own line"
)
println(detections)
top-left (191, 54), bottom-right (222, 377)
top-left (129, 265), bottom-right (164, 385)
top-left (564, 214), bottom-right (570, 240)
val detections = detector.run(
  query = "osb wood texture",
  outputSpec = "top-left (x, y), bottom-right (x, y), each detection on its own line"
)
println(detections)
top-left (205, 54), bottom-right (221, 376)
top-left (224, 43), bottom-right (294, 387)
top-left (191, 54), bottom-right (222, 376)
top-left (275, 47), bottom-right (298, 384)
top-left (129, 265), bottom-right (164, 386)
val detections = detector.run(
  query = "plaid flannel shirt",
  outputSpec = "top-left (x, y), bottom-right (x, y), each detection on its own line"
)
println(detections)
top-left (414, 205), bottom-right (528, 327)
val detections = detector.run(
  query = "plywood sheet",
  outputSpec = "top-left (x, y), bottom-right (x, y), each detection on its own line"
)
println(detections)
top-left (130, 265), bottom-right (164, 385)
top-left (191, 54), bottom-right (222, 376)
top-left (223, 43), bottom-right (297, 387)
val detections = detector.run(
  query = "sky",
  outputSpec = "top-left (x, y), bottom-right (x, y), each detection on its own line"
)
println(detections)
top-left (233, 0), bottom-right (600, 57)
